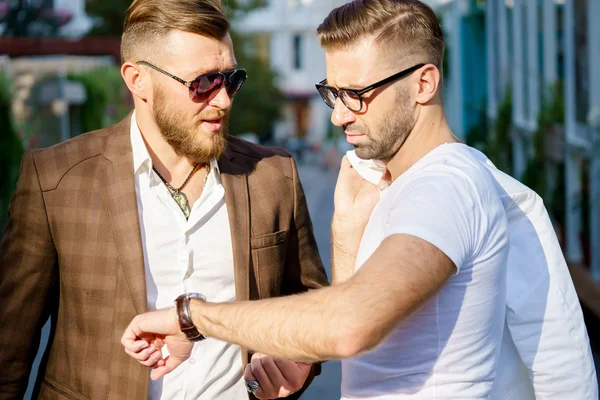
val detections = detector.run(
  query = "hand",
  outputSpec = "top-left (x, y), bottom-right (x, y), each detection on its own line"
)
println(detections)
top-left (333, 156), bottom-right (383, 226)
top-left (121, 307), bottom-right (193, 380)
top-left (244, 353), bottom-right (312, 399)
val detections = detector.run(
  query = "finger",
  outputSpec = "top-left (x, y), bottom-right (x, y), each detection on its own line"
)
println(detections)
top-left (123, 338), bottom-right (152, 354)
top-left (131, 349), bottom-right (164, 367)
top-left (151, 337), bottom-right (165, 349)
top-left (258, 354), bottom-right (287, 388)
top-left (243, 366), bottom-right (268, 398)
top-left (150, 355), bottom-right (183, 381)
top-left (272, 358), bottom-right (304, 381)
top-left (124, 345), bottom-right (159, 362)
top-left (244, 364), bottom-right (256, 381)
top-left (274, 359), bottom-right (312, 391)
top-left (121, 326), bottom-right (150, 350)
top-left (250, 354), bottom-right (276, 397)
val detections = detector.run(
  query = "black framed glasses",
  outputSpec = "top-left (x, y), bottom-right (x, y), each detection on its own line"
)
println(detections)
top-left (136, 61), bottom-right (247, 101)
top-left (315, 63), bottom-right (425, 112)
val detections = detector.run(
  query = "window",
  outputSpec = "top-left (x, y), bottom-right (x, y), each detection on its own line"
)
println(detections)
top-left (293, 34), bottom-right (303, 70)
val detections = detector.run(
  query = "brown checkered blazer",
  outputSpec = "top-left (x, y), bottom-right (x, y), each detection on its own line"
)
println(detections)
top-left (0, 114), bottom-right (328, 400)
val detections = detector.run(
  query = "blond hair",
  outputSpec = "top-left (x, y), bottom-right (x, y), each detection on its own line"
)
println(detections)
top-left (121, 0), bottom-right (229, 64)
top-left (317, 0), bottom-right (444, 71)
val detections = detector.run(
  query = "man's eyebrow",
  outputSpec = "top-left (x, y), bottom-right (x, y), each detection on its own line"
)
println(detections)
top-left (322, 80), bottom-right (362, 90)
top-left (193, 64), bottom-right (238, 75)
top-left (342, 84), bottom-right (363, 90)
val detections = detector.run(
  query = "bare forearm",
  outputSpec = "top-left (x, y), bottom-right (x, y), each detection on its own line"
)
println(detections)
top-left (190, 287), bottom-right (358, 362)
top-left (330, 217), bottom-right (363, 285)
top-left (331, 238), bottom-right (356, 285)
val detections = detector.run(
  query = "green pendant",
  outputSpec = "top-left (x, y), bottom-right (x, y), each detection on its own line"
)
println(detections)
top-left (172, 191), bottom-right (191, 219)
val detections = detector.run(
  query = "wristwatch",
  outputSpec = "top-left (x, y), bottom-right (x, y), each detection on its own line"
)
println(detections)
top-left (175, 293), bottom-right (206, 342)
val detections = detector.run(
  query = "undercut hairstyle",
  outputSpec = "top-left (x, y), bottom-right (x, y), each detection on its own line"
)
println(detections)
top-left (121, 0), bottom-right (230, 64)
top-left (317, 0), bottom-right (444, 72)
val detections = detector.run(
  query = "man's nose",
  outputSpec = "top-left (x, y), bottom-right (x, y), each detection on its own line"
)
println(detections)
top-left (330, 97), bottom-right (356, 127)
top-left (207, 85), bottom-right (232, 110)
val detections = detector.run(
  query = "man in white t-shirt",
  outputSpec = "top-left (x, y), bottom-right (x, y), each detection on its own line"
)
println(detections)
top-left (121, 1), bottom-right (514, 398)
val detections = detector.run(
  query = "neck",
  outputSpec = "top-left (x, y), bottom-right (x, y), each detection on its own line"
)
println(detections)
top-left (385, 107), bottom-right (458, 181)
top-left (135, 107), bottom-right (196, 180)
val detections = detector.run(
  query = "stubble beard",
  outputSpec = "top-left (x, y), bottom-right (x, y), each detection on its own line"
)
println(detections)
top-left (152, 87), bottom-right (229, 164)
top-left (352, 89), bottom-right (415, 162)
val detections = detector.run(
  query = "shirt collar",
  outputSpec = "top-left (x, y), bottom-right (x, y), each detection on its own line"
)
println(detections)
top-left (129, 110), bottom-right (222, 180)
top-left (130, 110), bottom-right (152, 175)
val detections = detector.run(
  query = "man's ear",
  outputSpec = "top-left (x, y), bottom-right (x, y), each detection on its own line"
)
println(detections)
top-left (122, 62), bottom-right (150, 102)
top-left (414, 64), bottom-right (441, 105)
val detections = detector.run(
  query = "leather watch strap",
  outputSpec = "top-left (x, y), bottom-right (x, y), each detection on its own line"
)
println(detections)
top-left (175, 293), bottom-right (206, 342)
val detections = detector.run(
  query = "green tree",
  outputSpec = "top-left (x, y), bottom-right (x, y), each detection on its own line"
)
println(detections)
top-left (85, 0), bottom-right (132, 36)
top-left (228, 32), bottom-right (281, 140)
top-left (3, 0), bottom-right (72, 36)
top-left (85, 0), bottom-right (281, 139)
top-left (68, 66), bottom-right (132, 133)
top-left (0, 71), bottom-right (25, 235)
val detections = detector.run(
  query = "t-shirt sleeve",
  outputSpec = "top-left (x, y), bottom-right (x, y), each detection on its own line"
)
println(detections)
top-left (383, 175), bottom-right (486, 272)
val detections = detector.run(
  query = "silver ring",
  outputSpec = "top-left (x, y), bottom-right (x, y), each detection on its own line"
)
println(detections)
top-left (245, 380), bottom-right (260, 393)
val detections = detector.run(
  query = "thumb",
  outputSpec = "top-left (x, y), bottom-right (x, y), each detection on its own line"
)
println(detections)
top-left (149, 355), bottom-right (183, 380)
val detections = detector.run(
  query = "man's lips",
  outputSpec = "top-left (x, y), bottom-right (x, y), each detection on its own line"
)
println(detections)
top-left (201, 118), bottom-right (223, 132)
top-left (345, 131), bottom-right (365, 137)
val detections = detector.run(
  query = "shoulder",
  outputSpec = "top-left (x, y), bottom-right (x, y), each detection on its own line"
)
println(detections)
top-left (30, 126), bottom-right (114, 191)
top-left (398, 144), bottom-right (500, 203)
top-left (226, 136), bottom-right (295, 180)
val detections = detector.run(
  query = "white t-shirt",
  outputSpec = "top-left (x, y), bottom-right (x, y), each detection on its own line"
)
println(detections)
top-left (342, 143), bottom-right (510, 399)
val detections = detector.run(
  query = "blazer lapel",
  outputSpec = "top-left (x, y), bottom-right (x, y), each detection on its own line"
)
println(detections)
top-left (219, 148), bottom-right (251, 303)
top-left (100, 115), bottom-right (147, 314)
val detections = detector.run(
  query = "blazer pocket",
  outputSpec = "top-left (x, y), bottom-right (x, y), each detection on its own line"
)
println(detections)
top-left (251, 230), bottom-right (288, 249)
top-left (251, 231), bottom-right (288, 298)
top-left (40, 377), bottom-right (88, 400)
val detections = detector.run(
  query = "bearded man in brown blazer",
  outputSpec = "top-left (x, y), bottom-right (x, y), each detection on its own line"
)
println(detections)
top-left (0, 0), bottom-right (328, 399)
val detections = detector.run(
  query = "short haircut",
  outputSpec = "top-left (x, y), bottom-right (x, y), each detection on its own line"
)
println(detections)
top-left (121, 0), bottom-right (230, 64)
top-left (317, 0), bottom-right (444, 71)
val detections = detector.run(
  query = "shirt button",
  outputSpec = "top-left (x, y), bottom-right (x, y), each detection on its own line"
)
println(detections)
top-left (189, 358), bottom-right (196, 364)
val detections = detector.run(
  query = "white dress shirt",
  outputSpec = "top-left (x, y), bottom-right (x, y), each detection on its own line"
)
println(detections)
top-left (130, 112), bottom-right (247, 400)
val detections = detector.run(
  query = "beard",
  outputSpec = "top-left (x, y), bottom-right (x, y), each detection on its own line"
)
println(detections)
top-left (152, 86), bottom-right (229, 163)
top-left (350, 88), bottom-right (415, 162)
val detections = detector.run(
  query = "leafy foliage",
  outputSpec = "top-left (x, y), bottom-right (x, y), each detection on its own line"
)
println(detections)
top-left (521, 81), bottom-right (565, 221)
top-left (487, 89), bottom-right (513, 175)
top-left (85, 0), bottom-right (134, 37)
top-left (228, 31), bottom-right (281, 139)
top-left (3, 0), bottom-right (72, 36)
top-left (0, 71), bottom-right (24, 234)
top-left (67, 67), bottom-right (132, 133)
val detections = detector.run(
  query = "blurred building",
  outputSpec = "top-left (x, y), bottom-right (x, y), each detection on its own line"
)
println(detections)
top-left (3, 55), bottom-right (116, 147)
top-left (0, 0), bottom-right (122, 148)
top-left (237, 0), bottom-right (349, 146)
top-left (437, 0), bottom-right (600, 288)
top-left (53, 0), bottom-right (93, 37)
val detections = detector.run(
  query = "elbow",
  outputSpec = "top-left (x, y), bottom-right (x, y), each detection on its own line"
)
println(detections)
top-left (333, 324), bottom-right (380, 359)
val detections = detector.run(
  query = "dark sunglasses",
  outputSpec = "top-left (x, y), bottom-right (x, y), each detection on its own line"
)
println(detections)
top-left (136, 61), bottom-right (247, 100)
top-left (315, 63), bottom-right (425, 112)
